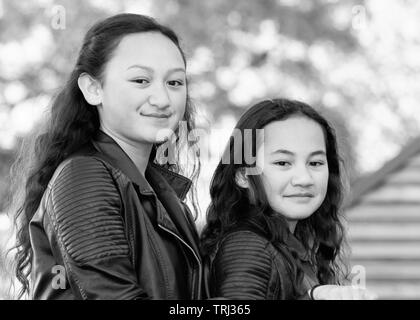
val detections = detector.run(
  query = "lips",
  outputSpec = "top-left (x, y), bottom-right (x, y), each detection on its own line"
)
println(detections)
top-left (284, 193), bottom-right (314, 198)
top-left (141, 112), bottom-right (171, 119)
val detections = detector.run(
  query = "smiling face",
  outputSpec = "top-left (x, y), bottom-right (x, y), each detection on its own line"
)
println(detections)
top-left (256, 116), bottom-right (329, 231)
top-left (97, 32), bottom-right (187, 146)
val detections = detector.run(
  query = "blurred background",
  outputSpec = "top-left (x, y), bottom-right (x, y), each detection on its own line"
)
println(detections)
top-left (1, 0), bottom-right (419, 299)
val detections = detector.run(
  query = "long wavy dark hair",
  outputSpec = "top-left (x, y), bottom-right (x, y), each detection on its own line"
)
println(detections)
top-left (7, 13), bottom-right (200, 299)
top-left (201, 99), bottom-right (348, 295)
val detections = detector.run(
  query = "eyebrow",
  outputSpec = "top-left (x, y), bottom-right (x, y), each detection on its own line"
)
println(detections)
top-left (270, 149), bottom-right (326, 157)
top-left (126, 65), bottom-right (185, 74)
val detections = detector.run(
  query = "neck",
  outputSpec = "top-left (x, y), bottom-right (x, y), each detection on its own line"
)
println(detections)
top-left (287, 220), bottom-right (297, 234)
top-left (100, 126), bottom-right (152, 175)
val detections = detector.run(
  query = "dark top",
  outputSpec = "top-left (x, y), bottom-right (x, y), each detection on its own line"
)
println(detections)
top-left (29, 131), bottom-right (202, 299)
top-left (142, 192), bottom-right (189, 298)
top-left (207, 227), bottom-right (319, 300)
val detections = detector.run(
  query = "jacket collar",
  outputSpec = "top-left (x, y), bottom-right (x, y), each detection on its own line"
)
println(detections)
top-left (88, 131), bottom-right (200, 258)
top-left (284, 232), bottom-right (311, 262)
top-left (90, 131), bottom-right (192, 201)
top-left (239, 211), bottom-right (311, 262)
top-left (145, 165), bottom-right (201, 257)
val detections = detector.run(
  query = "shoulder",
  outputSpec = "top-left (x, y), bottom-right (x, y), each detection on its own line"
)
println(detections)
top-left (214, 229), bottom-right (294, 270)
top-left (214, 230), bottom-right (272, 263)
top-left (210, 230), bottom-right (275, 299)
top-left (52, 155), bottom-right (112, 180)
top-left (220, 229), bottom-right (270, 248)
top-left (44, 156), bottom-right (127, 264)
top-left (46, 155), bottom-right (121, 210)
top-left (47, 155), bottom-right (116, 191)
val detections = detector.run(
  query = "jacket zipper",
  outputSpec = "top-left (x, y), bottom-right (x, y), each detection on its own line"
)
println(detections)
top-left (158, 224), bottom-right (202, 299)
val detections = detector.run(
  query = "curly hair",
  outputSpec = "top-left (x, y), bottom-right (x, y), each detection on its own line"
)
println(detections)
top-left (200, 99), bottom-right (348, 294)
top-left (7, 13), bottom-right (200, 299)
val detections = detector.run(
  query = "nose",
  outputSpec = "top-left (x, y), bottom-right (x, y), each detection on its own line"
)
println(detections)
top-left (148, 83), bottom-right (170, 109)
top-left (290, 164), bottom-right (314, 187)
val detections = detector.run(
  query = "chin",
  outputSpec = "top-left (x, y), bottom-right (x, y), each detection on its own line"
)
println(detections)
top-left (135, 129), bottom-right (165, 143)
top-left (152, 125), bottom-right (179, 139)
top-left (278, 208), bottom-right (316, 221)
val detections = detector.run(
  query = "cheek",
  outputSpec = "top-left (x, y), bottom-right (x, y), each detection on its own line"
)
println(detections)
top-left (102, 83), bottom-right (137, 112)
top-left (173, 91), bottom-right (187, 115)
top-left (316, 170), bottom-right (329, 196)
top-left (260, 170), bottom-right (289, 196)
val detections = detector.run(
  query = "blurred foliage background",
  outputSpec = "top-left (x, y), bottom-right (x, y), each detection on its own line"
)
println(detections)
top-left (1, 0), bottom-right (420, 299)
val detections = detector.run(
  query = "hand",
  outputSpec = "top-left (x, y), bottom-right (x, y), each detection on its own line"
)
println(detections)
top-left (312, 285), bottom-right (378, 300)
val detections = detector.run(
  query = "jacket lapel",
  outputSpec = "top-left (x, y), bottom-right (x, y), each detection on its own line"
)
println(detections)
top-left (91, 132), bottom-right (154, 193)
top-left (90, 131), bottom-right (200, 256)
top-left (285, 232), bottom-right (311, 262)
top-left (146, 164), bottom-right (201, 257)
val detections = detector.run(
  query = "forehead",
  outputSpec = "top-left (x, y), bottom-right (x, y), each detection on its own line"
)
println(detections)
top-left (107, 32), bottom-right (185, 71)
top-left (263, 117), bottom-right (326, 154)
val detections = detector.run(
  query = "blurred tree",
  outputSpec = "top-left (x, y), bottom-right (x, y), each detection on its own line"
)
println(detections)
top-left (155, 0), bottom-right (420, 176)
top-left (1, 0), bottom-right (420, 299)
top-left (0, 0), bottom-right (362, 208)
top-left (1, 0), bottom-right (420, 207)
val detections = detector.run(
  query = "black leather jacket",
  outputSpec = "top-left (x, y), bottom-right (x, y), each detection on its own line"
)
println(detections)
top-left (206, 227), bottom-right (319, 300)
top-left (29, 132), bottom-right (203, 299)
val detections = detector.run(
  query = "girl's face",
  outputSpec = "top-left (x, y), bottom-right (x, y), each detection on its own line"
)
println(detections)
top-left (256, 116), bottom-right (329, 229)
top-left (97, 32), bottom-right (187, 146)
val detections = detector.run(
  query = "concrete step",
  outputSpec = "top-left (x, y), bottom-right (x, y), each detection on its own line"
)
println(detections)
top-left (361, 185), bottom-right (420, 203)
top-left (349, 262), bottom-right (420, 280)
top-left (385, 166), bottom-right (420, 185)
top-left (350, 239), bottom-right (420, 245)
top-left (350, 242), bottom-right (420, 260)
top-left (351, 257), bottom-right (420, 264)
top-left (406, 154), bottom-right (420, 167)
top-left (348, 258), bottom-right (420, 299)
top-left (345, 205), bottom-right (420, 222)
top-left (346, 223), bottom-right (420, 241)
top-left (365, 282), bottom-right (420, 299)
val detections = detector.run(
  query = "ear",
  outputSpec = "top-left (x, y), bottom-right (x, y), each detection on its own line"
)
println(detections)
top-left (77, 73), bottom-right (103, 106)
top-left (235, 169), bottom-right (249, 189)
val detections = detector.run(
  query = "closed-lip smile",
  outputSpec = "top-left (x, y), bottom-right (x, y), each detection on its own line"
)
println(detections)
top-left (141, 112), bottom-right (171, 118)
top-left (284, 193), bottom-right (314, 197)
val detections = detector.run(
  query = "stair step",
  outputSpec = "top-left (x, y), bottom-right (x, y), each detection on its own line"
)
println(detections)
top-left (350, 243), bottom-right (420, 259)
top-left (346, 205), bottom-right (420, 222)
top-left (351, 261), bottom-right (420, 278)
top-left (406, 154), bottom-right (420, 167)
top-left (363, 283), bottom-right (420, 299)
top-left (347, 224), bottom-right (420, 241)
top-left (361, 185), bottom-right (420, 203)
top-left (349, 262), bottom-right (420, 280)
top-left (351, 257), bottom-right (420, 263)
top-left (350, 239), bottom-right (420, 245)
top-left (385, 167), bottom-right (420, 184)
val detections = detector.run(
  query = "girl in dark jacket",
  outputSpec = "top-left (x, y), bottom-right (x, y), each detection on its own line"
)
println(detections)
top-left (201, 99), bottom-right (376, 300)
top-left (9, 14), bottom-right (202, 300)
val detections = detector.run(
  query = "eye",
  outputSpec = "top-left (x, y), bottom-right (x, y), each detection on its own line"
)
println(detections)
top-left (131, 78), bottom-right (150, 85)
top-left (309, 161), bottom-right (325, 167)
top-left (273, 161), bottom-right (291, 167)
top-left (167, 80), bottom-right (184, 87)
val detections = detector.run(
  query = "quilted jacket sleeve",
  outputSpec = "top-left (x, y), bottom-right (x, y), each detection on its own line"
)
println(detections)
top-left (210, 230), bottom-right (275, 299)
top-left (44, 156), bottom-right (149, 300)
